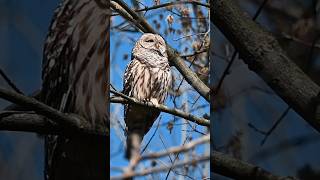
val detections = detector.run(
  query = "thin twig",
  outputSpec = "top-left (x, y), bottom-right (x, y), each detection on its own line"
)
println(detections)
top-left (140, 117), bottom-right (162, 155)
top-left (180, 49), bottom-right (208, 58)
top-left (248, 106), bottom-right (291, 146)
top-left (111, 0), bottom-right (209, 16)
top-left (0, 68), bottom-right (24, 94)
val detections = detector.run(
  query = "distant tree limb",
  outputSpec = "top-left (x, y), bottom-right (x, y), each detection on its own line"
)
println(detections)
top-left (212, 0), bottom-right (320, 132)
top-left (110, 90), bottom-right (210, 126)
top-left (212, 151), bottom-right (297, 180)
top-left (140, 134), bottom-right (209, 161)
top-left (111, 154), bottom-right (210, 180)
top-left (111, 0), bottom-right (210, 102)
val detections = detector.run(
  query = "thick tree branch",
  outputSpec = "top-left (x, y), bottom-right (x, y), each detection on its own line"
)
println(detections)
top-left (0, 88), bottom-right (107, 135)
top-left (110, 90), bottom-right (210, 127)
top-left (111, 0), bottom-right (210, 102)
top-left (0, 111), bottom-right (69, 134)
top-left (212, 151), bottom-right (297, 180)
top-left (212, 0), bottom-right (320, 131)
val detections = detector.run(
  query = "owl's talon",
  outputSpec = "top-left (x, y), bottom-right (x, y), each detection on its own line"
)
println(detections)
top-left (150, 98), bottom-right (159, 106)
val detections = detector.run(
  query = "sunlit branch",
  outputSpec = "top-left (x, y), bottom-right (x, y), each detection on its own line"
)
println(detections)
top-left (110, 154), bottom-right (209, 180)
top-left (140, 134), bottom-right (209, 161)
top-left (111, 1), bottom-right (209, 16)
top-left (110, 90), bottom-right (210, 127)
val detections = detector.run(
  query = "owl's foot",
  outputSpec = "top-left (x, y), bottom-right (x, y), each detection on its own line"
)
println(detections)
top-left (149, 98), bottom-right (159, 106)
top-left (142, 98), bottom-right (159, 106)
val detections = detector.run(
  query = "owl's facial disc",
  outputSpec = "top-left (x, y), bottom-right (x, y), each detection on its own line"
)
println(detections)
top-left (137, 33), bottom-right (167, 58)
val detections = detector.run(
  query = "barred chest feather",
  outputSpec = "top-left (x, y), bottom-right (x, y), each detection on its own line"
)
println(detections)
top-left (125, 57), bottom-right (171, 104)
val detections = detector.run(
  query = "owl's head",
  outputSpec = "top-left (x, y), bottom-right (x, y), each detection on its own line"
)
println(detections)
top-left (133, 33), bottom-right (167, 58)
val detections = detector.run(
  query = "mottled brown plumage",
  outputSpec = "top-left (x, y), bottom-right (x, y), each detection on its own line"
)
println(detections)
top-left (41, 0), bottom-right (109, 179)
top-left (123, 33), bottom-right (171, 160)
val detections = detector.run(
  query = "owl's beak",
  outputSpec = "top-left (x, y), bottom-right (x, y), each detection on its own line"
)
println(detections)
top-left (155, 42), bottom-right (160, 49)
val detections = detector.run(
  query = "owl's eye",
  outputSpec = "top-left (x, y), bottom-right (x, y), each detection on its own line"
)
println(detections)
top-left (146, 39), bottom-right (154, 42)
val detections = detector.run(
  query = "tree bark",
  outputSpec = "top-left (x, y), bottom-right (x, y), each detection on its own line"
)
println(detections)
top-left (212, 151), bottom-right (297, 180)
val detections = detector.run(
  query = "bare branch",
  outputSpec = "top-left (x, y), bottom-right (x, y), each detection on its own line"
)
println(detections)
top-left (212, 151), bottom-right (298, 180)
top-left (0, 111), bottom-right (58, 133)
top-left (140, 134), bottom-right (209, 161)
top-left (111, 0), bottom-right (209, 16)
top-left (111, 154), bottom-right (209, 180)
top-left (248, 106), bottom-right (291, 146)
top-left (180, 49), bottom-right (208, 58)
top-left (0, 87), bottom-right (107, 135)
top-left (0, 111), bottom-right (86, 135)
top-left (110, 90), bottom-right (210, 127)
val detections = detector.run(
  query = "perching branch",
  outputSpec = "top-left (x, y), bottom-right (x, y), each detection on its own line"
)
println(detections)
top-left (110, 90), bottom-right (210, 127)
top-left (212, 0), bottom-right (320, 132)
top-left (0, 87), bottom-right (107, 135)
top-left (111, 0), bottom-right (210, 102)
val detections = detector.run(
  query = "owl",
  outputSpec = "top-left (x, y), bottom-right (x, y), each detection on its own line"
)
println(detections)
top-left (123, 33), bottom-right (172, 161)
top-left (41, 0), bottom-right (109, 179)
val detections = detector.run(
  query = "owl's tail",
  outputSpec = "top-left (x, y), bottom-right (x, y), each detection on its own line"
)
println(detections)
top-left (125, 131), bottom-right (143, 161)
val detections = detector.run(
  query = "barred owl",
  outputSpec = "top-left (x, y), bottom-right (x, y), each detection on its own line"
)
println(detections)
top-left (41, 0), bottom-right (109, 179)
top-left (124, 33), bottom-right (171, 160)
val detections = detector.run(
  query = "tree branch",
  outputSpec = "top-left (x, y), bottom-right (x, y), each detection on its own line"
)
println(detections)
top-left (0, 111), bottom-right (69, 134)
top-left (111, 154), bottom-right (209, 180)
top-left (110, 90), bottom-right (210, 127)
top-left (212, 151), bottom-right (297, 180)
top-left (111, 0), bottom-right (209, 16)
top-left (140, 134), bottom-right (209, 161)
top-left (0, 87), bottom-right (107, 135)
top-left (111, 0), bottom-right (210, 102)
top-left (212, 0), bottom-right (320, 132)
